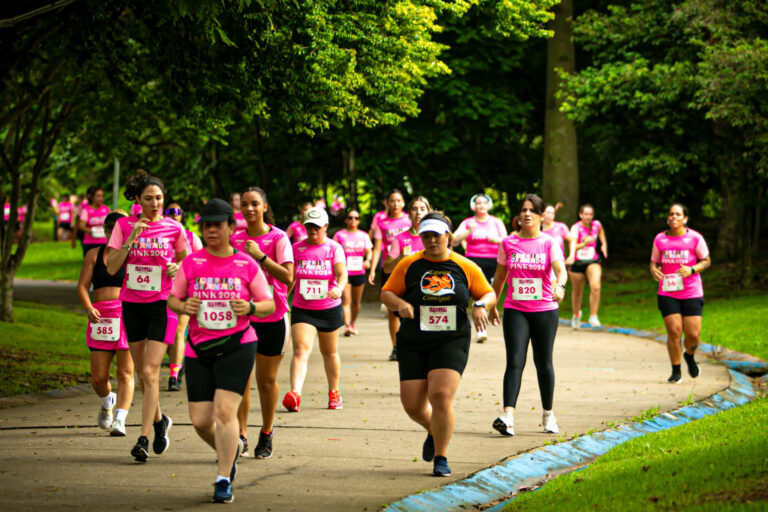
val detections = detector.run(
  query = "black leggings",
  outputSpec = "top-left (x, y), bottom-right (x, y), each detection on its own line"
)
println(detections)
top-left (502, 308), bottom-right (559, 410)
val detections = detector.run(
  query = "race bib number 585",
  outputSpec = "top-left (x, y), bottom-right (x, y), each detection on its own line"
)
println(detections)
top-left (90, 318), bottom-right (120, 342)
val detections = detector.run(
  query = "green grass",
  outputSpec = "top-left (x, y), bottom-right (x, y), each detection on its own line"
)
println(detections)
top-left (14, 240), bottom-right (83, 281)
top-left (504, 396), bottom-right (768, 511)
top-left (0, 302), bottom-right (90, 397)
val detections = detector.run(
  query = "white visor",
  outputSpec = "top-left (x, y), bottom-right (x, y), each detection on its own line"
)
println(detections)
top-left (418, 219), bottom-right (450, 235)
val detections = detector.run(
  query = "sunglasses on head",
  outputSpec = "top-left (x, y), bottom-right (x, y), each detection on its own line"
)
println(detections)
top-left (165, 207), bottom-right (183, 216)
top-left (347, 215), bottom-right (360, 220)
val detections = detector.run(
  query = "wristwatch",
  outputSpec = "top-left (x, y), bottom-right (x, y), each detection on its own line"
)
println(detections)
top-left (249, 302), bottom-right (256, 315)
top-left (259, 254), bottom-right (267, 263)
top-left (473, 301), bottom-right (486, 308)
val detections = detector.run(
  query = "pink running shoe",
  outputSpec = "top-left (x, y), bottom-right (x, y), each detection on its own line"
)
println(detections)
top-left (328, 389), bottom-right (343, 410)
top-left (282, 390), bottom-right (301, 412)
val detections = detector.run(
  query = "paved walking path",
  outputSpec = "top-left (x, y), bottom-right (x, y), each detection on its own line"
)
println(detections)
top-left (0, 287), bottom-right (730, 511)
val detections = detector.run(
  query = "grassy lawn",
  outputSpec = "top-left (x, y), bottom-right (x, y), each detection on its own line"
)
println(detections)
top-left (14, 240), bottom-right (84, 281)
top-left (0, 301), bottom-right (90, 397)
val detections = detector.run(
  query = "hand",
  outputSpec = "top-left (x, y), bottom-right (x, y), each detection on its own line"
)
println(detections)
top-left (230, 299), bottom-right (251, 316)
top-left (677, 265), bottom-right (693, 278)
top-left (489, 307), bottom-right (501, 327)
top-left (245, 240), bottom-right (263, 260)
top-left (368, 271), bottom-right (376, 286)
top-left (129, 217), bottom-right (150, 240)
top-left (166, 262), bottom-right (179, 278)
top-left (651, 267), bottom-right (664, 282)
top-left (87, 307), bottom-right (101, 323)
top-left (183, 297), bottom-right (201, 315)
top-left (328, 286), bottom-right (342, 300)
top-left (601, 246), bottom-right (608, 259)
top-left (472, 305), bottom-right (489, 332)
top-left (397, 302), bottom-right (414, 319)
top-left (553, 285), bottom-right (565, 303)
top-left (582, 236), bottom-right (593, 245)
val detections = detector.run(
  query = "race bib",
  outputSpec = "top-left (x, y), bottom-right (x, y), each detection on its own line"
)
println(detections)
top-left (90, 317), bottom-right (120, 342)
top-left (300, 279), bottom-right (329, 300)
top-left (420, 306), bottom-right (457, 331)
top-left (91, 225), bottom-right (105, 239)
top-left (403, 245), bottom-right (413, 256)
top-left (60, 212), bottom-right (71, 222)
top-left (576, 246), bottom-right (596, 260)
top-left (662, 273), bottom-right (684, 292)
top-left (347, 256), bottom-right (364, 272)
top-left (126, 264), bottom-right (162, 291)
top-left (512, 277), bottom-right (543, 301)
top-left (197, 300), bottom-right (237, 330)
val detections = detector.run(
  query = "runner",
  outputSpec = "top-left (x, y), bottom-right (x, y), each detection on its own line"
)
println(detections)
top-left (168, 198), bottom-right (274, 503)
top-left (106, 169), bottom-right (188, 462)
top-left (231, 192), bottom-right (247, 236)
top-left (231, 187), bottom-right (294, 459)
top-left (381, 211), bottom-right (495, 477)
top-left (76, 211), bottom-right (135, 436)
top-left (541, 203), bottom-right (570, 255)
top-left (451, 194), bottom-right (507, 343)
top-left (282, 206), bottom-right (347, 413)
top-left (565, 204), bottom-right (607, 329)
top-left (285, 202), bottom-right (312, 244)
top-left (332, 209), bottom-right (373, 336)
top-left (368, 189), bottom-right (411, 361)
top-left (71, 191), bottom-right (90, 251)
top-left (489, 194), bottom-right (567, 437)
top-left (369, 197), bottom-right (391, 317)
top-left (650, 203), bottom-right (711, 383)
top-left (383, 196), bottom-right (431, 273)
top-left (54, 194), bottom-right (76, 242)
top-left (165, 202), bottom-right (203, 391)
top-left (78, 187), bottom-right (111, 256)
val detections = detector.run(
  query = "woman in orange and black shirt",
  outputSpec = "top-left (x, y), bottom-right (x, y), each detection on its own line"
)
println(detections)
top-left (381, 212), bottom-right (495, 478)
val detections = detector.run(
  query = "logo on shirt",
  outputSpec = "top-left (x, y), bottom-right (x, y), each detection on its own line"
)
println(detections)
top-left (420, 271), bottom-right (455, 296)
top-left (508, 253), bottom-right (546, 271)
top-left (194, 277), bottom-right (243, 291)
top-left (662, 250), bottom-right (690, 264)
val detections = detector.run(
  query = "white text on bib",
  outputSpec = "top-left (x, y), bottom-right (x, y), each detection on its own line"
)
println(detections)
top-left (576, 246), bottom-right (596, 260)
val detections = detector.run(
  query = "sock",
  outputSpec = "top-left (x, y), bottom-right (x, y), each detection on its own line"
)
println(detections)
top-left (101, 392), bottom-right (116, 409)
top-left (115, 409), bottom-right (128, 422)
top-left (216, 475), bottom-right (231, 484)
top-left (170, 364), bottom-right (182, 378)
top-left (262, 430), bottom-right (273, 436)
top-left (671, 364), bottom-right (681, 375)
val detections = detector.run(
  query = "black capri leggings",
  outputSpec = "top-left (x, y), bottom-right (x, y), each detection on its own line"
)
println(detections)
top-left (502, 308), bottom-right (559, 410)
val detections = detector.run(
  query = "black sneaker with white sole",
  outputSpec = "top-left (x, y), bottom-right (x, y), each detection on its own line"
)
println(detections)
top-left (683, 352), bottom-right (700, 378)
top-left (131, 435), bottom-right (149, 462)
top-left (254, 431), bottom-right (273, 459)
top-left (152, 414), bottom-right (172, 454)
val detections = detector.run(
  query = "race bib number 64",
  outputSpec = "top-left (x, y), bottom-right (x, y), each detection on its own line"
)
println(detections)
top-left (127, 264), bottom-right (162, 291)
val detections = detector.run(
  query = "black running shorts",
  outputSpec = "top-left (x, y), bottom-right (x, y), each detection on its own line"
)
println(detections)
top-left (185, 342), bottom-right (257, 402)
top-left (348, 274), bottom-right (366, 287)
top-left (122, 300), bottom-right (172, 343)
top-left (396, 335), bottom-right (470, 381)
top-left (657, 295), bottom-right (704, 317)
top-left (251, 315), bottom-right (290, 357)
top-left (290, 305), bottom-right (344, 332)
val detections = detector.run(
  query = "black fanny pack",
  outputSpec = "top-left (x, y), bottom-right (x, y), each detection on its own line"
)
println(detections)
top-left (189, 328), bottom-right (247, 363)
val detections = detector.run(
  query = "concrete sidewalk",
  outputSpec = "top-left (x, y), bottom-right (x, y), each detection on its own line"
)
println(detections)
top-left (0, 304), bottom-right (729, 511)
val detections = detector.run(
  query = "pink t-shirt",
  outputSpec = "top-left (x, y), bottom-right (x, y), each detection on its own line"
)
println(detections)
top-left (374, 214), bottom-right (412, 266)
top-left (58, 202), bottom-right (74, 223)
top-left (231, 226), bottom-right (294, 322)
top-left (81, 204), bottom-right (111, 244)
top-left (370, 210), bottom-right (388, 232)
top-left (570, 220), bottom-right (603, 261)
top-left (651, 229), bottom-right (709, 299)
top-left (185, 229), bottom-right (203, 252)
top-left (542, 222), bottom-right (570, 253)
top-left (3, 204), bottom-right (9, 221)
top-left (233, 212), bottom-right (247, 235)
top-left (292, 238), bottom-right (346, 310)
top-left (458, 215), bottom-right (507, 258)
top-left (388, 230), bottom-right (423, 259)
top-left (286, 221), bottom-right (308, 244)
top-left (130, 203), bottom-right (142, 217)
top-left (498, 234), bottom-right (564, 313)
top-left (17, 204), bottom-right (27, 223)
top-left (108, 216), bottom-right (190, 302)
top-left (332, 229), bottom-right (373, 276)
top-left (170, 249), bottom-right (272, 357)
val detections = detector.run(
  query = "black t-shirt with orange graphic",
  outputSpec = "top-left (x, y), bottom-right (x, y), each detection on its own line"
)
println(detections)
top-left (382, 251), bottom-right (492, 346)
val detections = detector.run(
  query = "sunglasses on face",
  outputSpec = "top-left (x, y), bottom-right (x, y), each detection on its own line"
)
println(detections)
top-left (165, 207), bottom-right (183, 216)
top-left (347, 216), bottom-right (360, 220)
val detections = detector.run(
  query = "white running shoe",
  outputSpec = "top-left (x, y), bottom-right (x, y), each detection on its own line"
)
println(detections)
top-left (476, 329), bottom-right (488, 343)
top-left (542, 411), bottom-right (559, 434)
top-left (380, 303), bottom-right (388, 317)
top-left (109, 417), bottom-right (126, 437)
top-left (571, 315), bottom-right (581, 330)
top-left (589, 315), bottom-right (601, 328)
top-left (97, 393), bottom-right (116, 429)
top-left (492, 412), bottom-right (515, 436)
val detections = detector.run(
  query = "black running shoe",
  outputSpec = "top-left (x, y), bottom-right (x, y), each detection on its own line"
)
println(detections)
top-left (231, 437), bottom-right (242, 482)
top-left (152, 414), bottom-right (172, 454)
top-left (388, 347), bottom-right (398, 361)
top-left (178, 365), bottom-right (184, 385)
top-left (131, 435), bottom-right (149, 462)
top-left (168, 376), bottom-right (181, 391)
top-left (239, 435), bottom-right (249, 457)
top-left (254, 431), bottom-right (273, 459)
top-left (422, 434), bottom-right (434, 462)
top-left (668, 371), bottom-right (682, 384)
top-left (433, 455), bottom-right (451, 477)
top-left (211, 480), bottom-right (233, 503)
top-left (683, 352), bottom-right (700, 378)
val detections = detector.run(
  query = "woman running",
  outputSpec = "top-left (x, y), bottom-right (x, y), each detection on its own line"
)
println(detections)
top-left (106, 170), bottom-right (188, 462)
top-left (79, 187), bottom-right (111, 256)
top-left (565, 204), bottom-right (607, 329)
top-left (168, 198), bottom-right (274, 503)
top-left (381, 212), bottom-right (495, 476)
top-left (231, 192), bottom-right (247, 236)
top-left (383, 196), bottom-right (431, 274)
top-left (231, 187), bottom-right (294, 459)
top-left (282, 206), bottom-right (347, 412)
top-left (368, 189), bottom-right (411, 361)
top-left (76, 211), bottom-right (135, 436)
top-left (54, 194), bottom-right (76, 242)
top-left (165, 202), bottom-right (203, 391)
top-left (489, 194), bottom-right (567, 437)
top-left (452, 194), bottom-right (507, 343)
top-left (541, 203), bottom-right (570, 255)
top-left (650, 203), bottom-right (710, 383)
top-left (332, 209), bottom-right (373, 336)
top-left (285, 202), bottom-right (312, 244)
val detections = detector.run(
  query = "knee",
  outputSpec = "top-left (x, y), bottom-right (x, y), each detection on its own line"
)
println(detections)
top-left (428, 389), bottom-right (453, 409)
top-left (589, 283), bottom-right (601, 294)
top-left (401, 397), bottom-right (424, 418)
top-left (141, 366), bottom-right (159, 384)
top-left (116, 367), bottom-right (134, 384)
top-left (90, 373), bottom-right (109, 389)
top-left (667, 325), bottom-right (683, 340)
top-left (214, 403), bottom-right (237, 424)
top-left (192, 415), bottom-right (214, 433)
top-left (256, 376), bottom-right (276, 393)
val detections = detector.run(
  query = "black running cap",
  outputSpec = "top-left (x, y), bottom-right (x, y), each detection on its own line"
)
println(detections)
top-left (199, 198), bottom-right (234, 224)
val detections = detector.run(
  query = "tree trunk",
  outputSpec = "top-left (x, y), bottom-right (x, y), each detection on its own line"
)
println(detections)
top-left (714, 167), bottom-right (743, 261)
top-left (342, 147), bottom-right (357, 209)
top-left (542, 0), bottom-right (579, 226)
top-left (0, 266), bottom-right (14, 322)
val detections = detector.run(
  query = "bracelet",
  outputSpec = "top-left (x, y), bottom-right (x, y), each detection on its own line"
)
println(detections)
top-left (259, 254), bottom-right (267, 263)
top-left (121, 243), bottom-right (131, 251)
top-left (690, 266), bottom-right (696, 274)
top-left (249, 302), bottom-right (256, 315)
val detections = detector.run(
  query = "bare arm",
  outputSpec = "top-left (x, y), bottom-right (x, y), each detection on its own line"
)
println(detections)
top-left (488, 264), bottom-right (509, 326)
top-left (381, 290), bottom-right (414, 319)
top-left (551, 260), bottom-right (567, 302)
top-left (368, 238), bottom-right (382, 285)
top-left (599, 227), bottom-right (608, 258)
top-left (650, 261), bottom-right (663, 281)
top-left (76, 249), bottom-right (99, 322)
top-left (329, 261), bottom-right (348, 299)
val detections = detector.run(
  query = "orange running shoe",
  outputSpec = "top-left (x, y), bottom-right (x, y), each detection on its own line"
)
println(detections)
top-left (282, 390), bottom-right (301, 412)
top-left (328, 389), bottom-right (343, 410)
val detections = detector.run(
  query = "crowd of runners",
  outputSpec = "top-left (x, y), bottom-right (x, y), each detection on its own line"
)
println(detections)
top-left (55, 169), bottom-right (710, 503)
